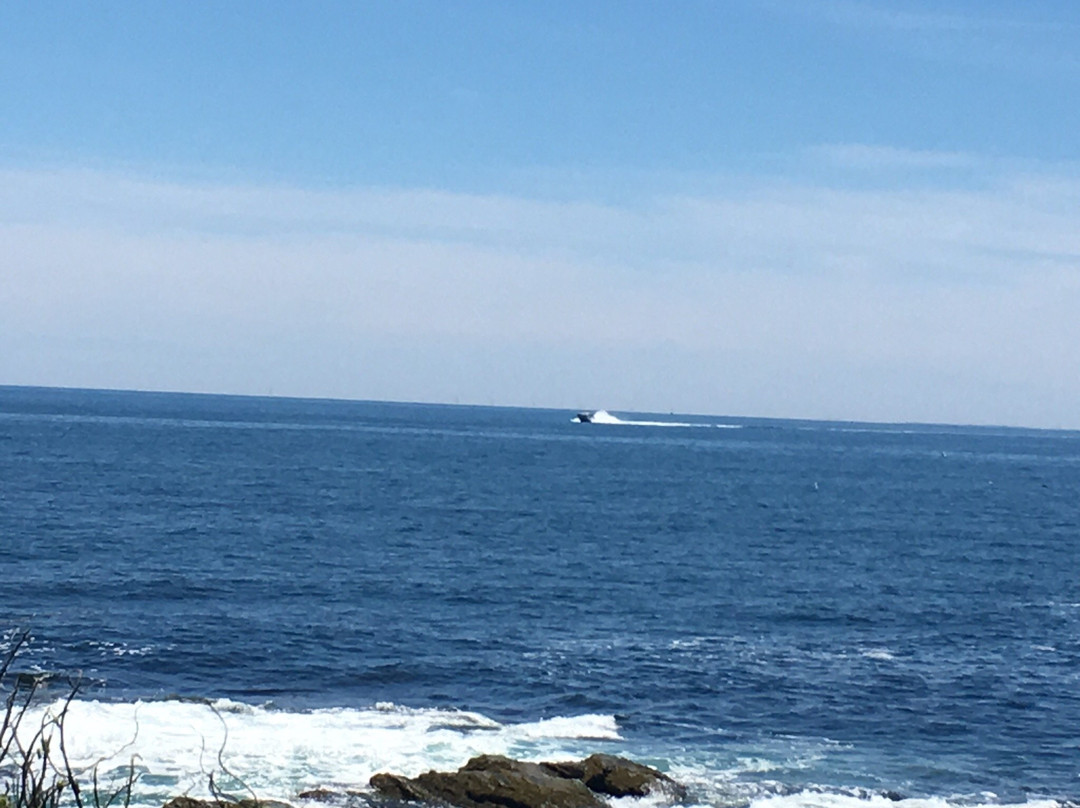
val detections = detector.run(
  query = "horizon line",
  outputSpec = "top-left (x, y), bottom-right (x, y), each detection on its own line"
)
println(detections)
top-left (1, 383), bottom-right (1073, 435)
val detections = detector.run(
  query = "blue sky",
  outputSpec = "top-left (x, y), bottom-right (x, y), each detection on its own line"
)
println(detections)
top-left (3, 1), bottom-right (1080, 426)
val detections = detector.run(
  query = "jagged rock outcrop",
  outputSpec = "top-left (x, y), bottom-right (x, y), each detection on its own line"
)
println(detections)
top-left (369, 753), bottom-right (683, 808)
top-left (371, 755), bottom-right (603, 808)
top-left (541, 754), bottom-right (686, 799)
top-left (162, 799), bottom-right (293, 808)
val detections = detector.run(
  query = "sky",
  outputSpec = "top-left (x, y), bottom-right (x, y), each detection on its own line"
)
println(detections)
top-left (3, 1), bottom-right (1080, 428)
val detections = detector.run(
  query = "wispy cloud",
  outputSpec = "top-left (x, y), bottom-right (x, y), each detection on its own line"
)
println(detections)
top-left (807, 144), bottom-right (980, 171)
top-left (3, 157), bottom-right (1080, 426)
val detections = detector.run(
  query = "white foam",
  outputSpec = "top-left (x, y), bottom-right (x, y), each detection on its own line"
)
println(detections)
top-left (507, 714), bottom-right (621, 741)
top-left (661, 753), bottom-right (1072, 808)
top-left (859, 648), bottom-right (896, 661)
top-left (747, 793), bottom-right (1062, 808)
top-left (13, 699), bottom-right (621, 805)
top-left (87, 639), bottom-right (157, 657)
top-left (734, 756), bottom-right (785, 773)
top-left (607, 791), bottom-right (677, 808)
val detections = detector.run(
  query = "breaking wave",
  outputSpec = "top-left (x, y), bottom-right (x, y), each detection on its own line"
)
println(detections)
top-left (16, 699), bottom-right (621, 805)
top-left (14, 699), bottom-right (1072, 808)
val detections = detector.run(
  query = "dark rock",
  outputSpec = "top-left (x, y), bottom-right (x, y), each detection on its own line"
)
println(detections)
top-left (163, 799), bottom-right (293, 808)
top-left (370, 753), bottom-right (687, 808)
top-left (551, 754), bottom-right (685, 799)
top-left (537, 762), bottom-right (585, 781)
top-left (239, 800), bottom-right (294, 808)
top-left (370, 755), bottom-right (605, 808)
top-left (370, 774), bottom-right (439, 804)
top-left (882, 792), bottom-right (905, 802)
top-left (297, 790), bottom-right (341, 802)
top-left (163, 799), bottom-right (218, 808)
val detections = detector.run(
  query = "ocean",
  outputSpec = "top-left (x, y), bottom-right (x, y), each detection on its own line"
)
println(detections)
top-left (1, 386), bottom-right (1077, 808)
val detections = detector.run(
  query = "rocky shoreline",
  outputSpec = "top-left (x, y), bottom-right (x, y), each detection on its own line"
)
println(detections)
top-left (163, 754), bottom-right (685, 808)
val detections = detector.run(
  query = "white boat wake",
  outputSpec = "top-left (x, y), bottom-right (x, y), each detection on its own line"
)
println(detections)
top-left (572, 410), bottom-right (739, 428)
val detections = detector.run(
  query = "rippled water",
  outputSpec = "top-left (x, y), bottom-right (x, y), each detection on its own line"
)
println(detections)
top-left (1, 386), bottom-right (1078, 807)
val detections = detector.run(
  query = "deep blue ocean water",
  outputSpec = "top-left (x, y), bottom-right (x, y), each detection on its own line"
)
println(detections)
top-left (1, 386), bottom-right (1078, 807)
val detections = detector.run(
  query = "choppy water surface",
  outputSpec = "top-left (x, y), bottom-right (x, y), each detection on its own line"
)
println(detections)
top-left (1, 386), bottom-right (1078, 808)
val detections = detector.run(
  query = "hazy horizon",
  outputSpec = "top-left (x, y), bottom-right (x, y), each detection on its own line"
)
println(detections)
top-left (6, 382), bottom-right (1077, 433)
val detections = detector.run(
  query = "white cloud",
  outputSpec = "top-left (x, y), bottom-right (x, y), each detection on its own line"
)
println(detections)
top-left (2, 162), bottom-right (1079, 427)
top-left (807, 144), bottom-right (979, 171)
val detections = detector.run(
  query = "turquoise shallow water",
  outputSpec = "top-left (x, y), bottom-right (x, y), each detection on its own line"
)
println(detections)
top-left (1, 386), bottom-right (1078, 805)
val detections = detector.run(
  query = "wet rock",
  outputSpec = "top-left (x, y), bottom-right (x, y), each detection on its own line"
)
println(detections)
top-left (163, 799), bottom-right (211, 808)
top-left (368, 774), bottom-right (437, 804)
top-left (370, 755), bottom-right (605, 808)
top-left (369, 753), bottom-right (686, 808)
top-left (162, 799), bottom-right (235, 808)
top-left (547, 754), bottom-right (684, 799)
top-left (297, 790), bottom-right (341, 802)
top-left (535, 761), bottom-right (585, 781)
top-left (162, 797), bottom-right (293, 808)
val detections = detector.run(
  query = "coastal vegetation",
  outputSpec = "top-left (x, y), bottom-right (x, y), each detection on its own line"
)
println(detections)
top-left (1, 630), bottom-right (136, 808)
